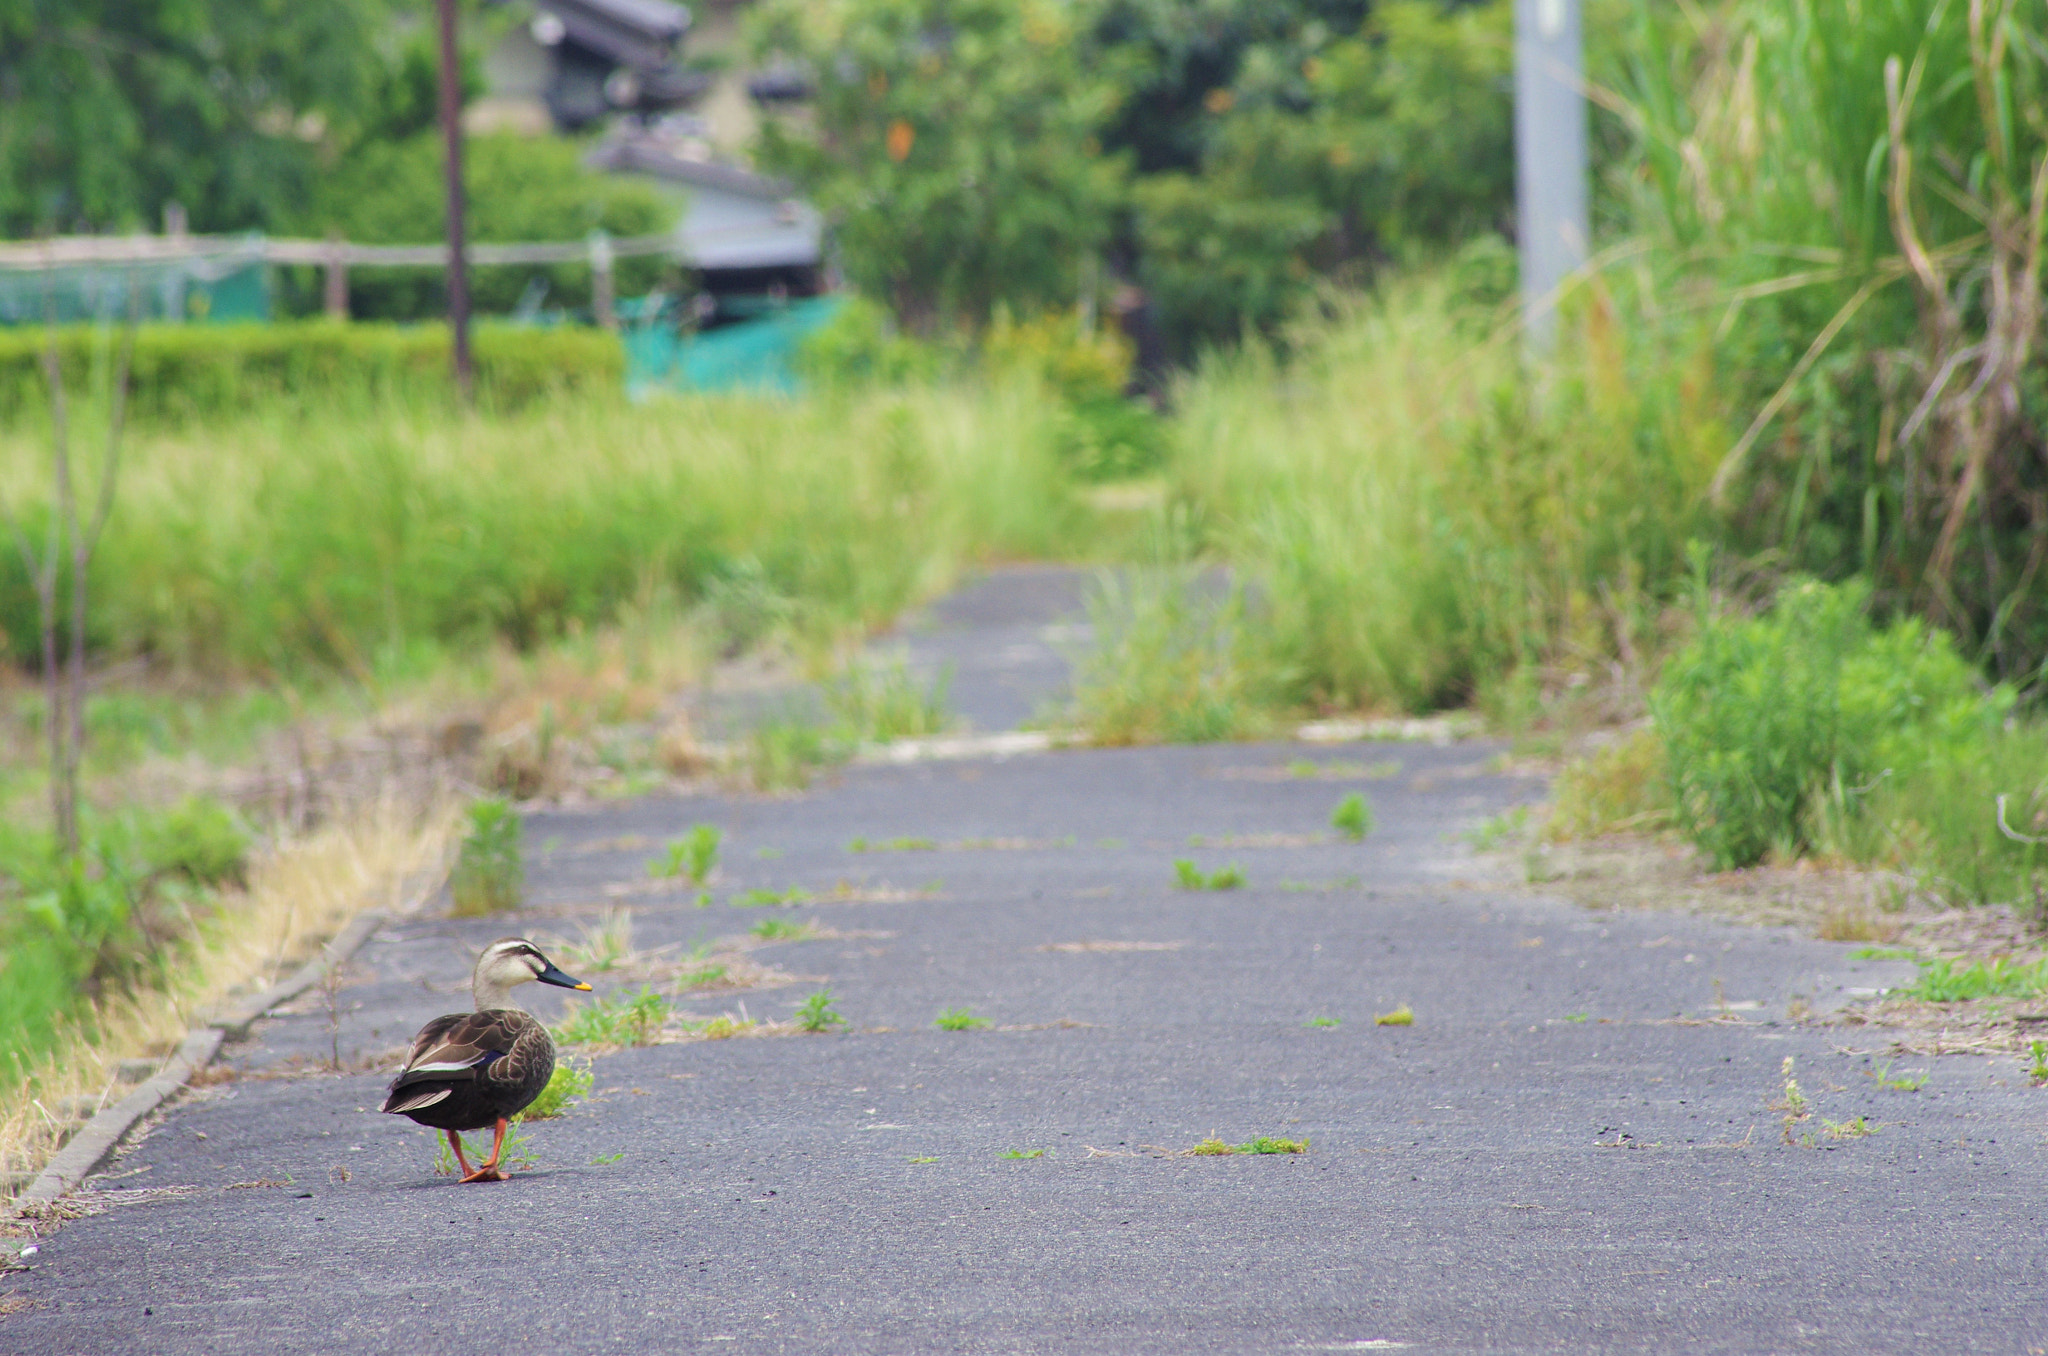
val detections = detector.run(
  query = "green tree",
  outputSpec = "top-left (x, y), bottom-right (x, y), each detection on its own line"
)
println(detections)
top-left (0, 0), bottom-right (399, 235)
top-left (753, 0), bottom-right (1127, 329)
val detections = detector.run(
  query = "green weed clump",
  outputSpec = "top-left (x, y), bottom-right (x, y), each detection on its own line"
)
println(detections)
top-left (1172, 859), bottom-right (1245, 891)
top-left (794, 989), bottom-right (847, 1032)
top-left (934, 1007), bottom-right (989, 1031)
top-left (1187, 1135), bottom-right (1307, 1156)
top-left (649, 824), bottom-right (722, 883)
top-left (824, 659), bottom-right (953, 743)
top-left (1330, 793), bottom-right (1374, 842)
top-left (749, 917), bottom-right (812, 941)
top-left (1067, 570), bottom-right (1273, 745)
top-left (1901, 958), bottom-right (2048, 1004)
top-left (1545, 729), bottom-right (1671, 841)
top-left (449, 798), bottom-right (523, 916)
top-left (1374, 1005), bottom-right (1414, 1026)
top-left (554, 986), bottom-right (669, 1047)
top-left (517, 1059), bottom-right (595, 1121)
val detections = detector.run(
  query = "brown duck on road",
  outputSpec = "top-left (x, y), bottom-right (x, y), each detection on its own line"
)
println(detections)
top-left (380, 937), bottom-right (592, 1182)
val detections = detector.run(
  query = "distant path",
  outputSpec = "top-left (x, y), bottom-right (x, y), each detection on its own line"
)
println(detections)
top-left (5, 572), bottom-right (2039, 1355)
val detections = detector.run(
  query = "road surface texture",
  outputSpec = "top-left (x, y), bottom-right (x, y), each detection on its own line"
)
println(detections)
top-left (4, 569), bottom-right (2042, 1355)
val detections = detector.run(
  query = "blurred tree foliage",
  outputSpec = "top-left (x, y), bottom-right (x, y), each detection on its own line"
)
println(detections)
top-left (0, 0), bottom-right (399, 235)
top-left (752, 0), bottom-right (1127, 329)
top-left (754, 0), bottom-right (1514, 353)
top-left (304, 133), bottom-right (678, 321)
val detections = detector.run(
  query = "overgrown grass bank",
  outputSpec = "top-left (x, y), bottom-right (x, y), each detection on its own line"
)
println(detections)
top-left (0, 373), bottom-right (1094, 676)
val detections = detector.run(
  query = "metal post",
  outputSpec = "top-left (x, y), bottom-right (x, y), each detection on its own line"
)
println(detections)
top-left (1514, 0), bottom-right (1587, 348)
top-left (589, 231), bottom-right (616, 331)
top-left (436, 0), bottom-right (472, 399)
top-left (323, 233), bottom-right (349, 320)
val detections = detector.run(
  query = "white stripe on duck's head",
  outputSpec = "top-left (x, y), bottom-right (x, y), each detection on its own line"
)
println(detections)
top-left (471, 937), bottom-right (592, 1011)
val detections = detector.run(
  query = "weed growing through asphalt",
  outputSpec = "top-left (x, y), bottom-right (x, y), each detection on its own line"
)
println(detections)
top-left (561, 908), bottom-right (634, 973)
top-left (734, 886), bottom-right (811, 907)
top-left (1849, 946), bottom-right (1920, 961)
top-left (649, 824), bottom-right (722, 883)
top-left (591, 1151), bottom-right (626, 1166)
top-left (1822, 1115), bottom-right (1876, 1139)
top-left (677, 963), bottom-right (730, 989)
top-left (1902, 956), bottom-right (2048, 1001)
top-left (1563, 1012), bottom-right (1590, 1023)
top-left (935, 1007), bottom-right (990, 1031)
top-left (848, 836), bottom-right (939, 852)
top-left (449, 797), bottom-right (523, 915)
top-left (555, 987), bottom-right (669, 1048)
top-left (519, 1060), bottom-right (595, 1121)
top-left (824, 658), bottom-right (953, 742)
top-left (1186, 1136), bottom-right (1308, 1156)
top-left (908, 1156), bottom-right (938, 1164)
top-left (696, 1015), bottom-right (755, 1039)
top-left (1375, 1005), bottom-right (1414, 1026)
top-left (1774, 1057), bottom-right (1813, 1145)
top-left (1868, 1060), bottom-right (1928, 1092)
top-left (736, 718), bottom-right (847, 792)
top-left (1465, 806), bottom-right (1531, 851)
top-left (1331, 792), bottom-right (1375, 842)
top-left (2030, 1041), bottom-right (2048, 1085)
top-left (750, 917), bottom-right (813, 942)
top-left (795, 990), bottom-right (847, 1032)
top-left (1000, 1148), bottom-right (1047, 1159)
top-left (1173, 859), bottom-right (1246, 890)
top-left (1306, 1016), bottom-right (1341, 1028)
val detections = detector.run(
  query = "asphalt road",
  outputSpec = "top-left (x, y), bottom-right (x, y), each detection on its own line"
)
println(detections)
top-left (5, 570), bottom-right (2044, 1355)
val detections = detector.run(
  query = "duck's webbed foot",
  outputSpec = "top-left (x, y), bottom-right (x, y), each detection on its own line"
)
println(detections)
top-left (458, 1118), bottom-right (512, 1183)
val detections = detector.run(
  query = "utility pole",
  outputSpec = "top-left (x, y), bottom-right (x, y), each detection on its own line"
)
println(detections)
top-left (1513, 0), bottom-right (1587, 348)
top-left (436, 0), bottom-right (473, 399)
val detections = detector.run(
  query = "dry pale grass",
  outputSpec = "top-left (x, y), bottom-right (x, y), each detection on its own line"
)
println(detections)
top-left (0, 797), bottom-right (458, 1204)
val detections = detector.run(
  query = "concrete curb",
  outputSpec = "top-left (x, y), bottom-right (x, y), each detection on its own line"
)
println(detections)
top-left (10, 910), bottom-right (389, 1218)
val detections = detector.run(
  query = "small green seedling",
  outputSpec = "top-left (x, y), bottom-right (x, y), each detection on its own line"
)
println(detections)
top-left (935, 1007), bottom-right (990, 1031)
top-left (1375, 1005), bottom-right (1414, 1026)
top-left (2031, 1040), bottom-right (2048, 1086)
top-left (1331, 792), bottom-right (1374, 842)
top-left (908, 1156), bottom-right (938, 1164)
top-left (1849, 946), bottom-right (1919, 961)
top-left (751, 917), bottom-right (812, 941)
top-left (1775, 1056), bottom-right (1812, 1144)
top-left (1868, 1060), bottom-right (1928, 1092)
top-left (1000, 1148), bottom-right (1047, 1159)
top-left (1563, 1012), bottom-right (1590, 1023)
top-left (795, 990), bottom-right (847, 1033)
top-left (591, 1151), bottom-right (625, 1166)
top-left (1822, 1115), bottom-right (1876, 1140)
top-left (1173, 859), bottom-right (1246, 890)
top-left (1306, 1016), bottom-right (1341, 1028)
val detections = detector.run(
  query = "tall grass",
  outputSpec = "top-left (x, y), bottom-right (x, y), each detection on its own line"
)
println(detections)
top-left (0, 373), bottom-right (1091, 677)
top-left (1169, 277), bottom-right (1725, 712)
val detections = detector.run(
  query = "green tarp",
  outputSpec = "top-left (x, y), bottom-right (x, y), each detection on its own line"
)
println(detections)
top-left (624, 295), bottom-right (843, 397)
top-left (0, 242), bottom-right (271, 326)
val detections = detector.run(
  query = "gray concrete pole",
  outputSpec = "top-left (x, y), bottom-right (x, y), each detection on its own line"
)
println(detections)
top-left (1514, 0), bottom-right (1588, 347)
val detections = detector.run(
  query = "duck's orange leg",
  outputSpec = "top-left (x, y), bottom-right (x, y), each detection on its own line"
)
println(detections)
top-left (459, 1117), bottom-right (510, 1183)
top-left (445, 1129), bottom-right (476, 1178)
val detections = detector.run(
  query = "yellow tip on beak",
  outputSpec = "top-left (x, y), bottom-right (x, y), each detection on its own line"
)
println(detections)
top-left (574, 982), bottom-right (593, 991)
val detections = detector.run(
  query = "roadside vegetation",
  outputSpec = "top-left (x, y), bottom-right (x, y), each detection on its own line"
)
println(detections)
top-left (5, 0), bottom-right (2048, 1193)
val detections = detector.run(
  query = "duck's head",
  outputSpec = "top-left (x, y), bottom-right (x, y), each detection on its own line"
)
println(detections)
top-left (471, 937), bottom-right (591, 1011)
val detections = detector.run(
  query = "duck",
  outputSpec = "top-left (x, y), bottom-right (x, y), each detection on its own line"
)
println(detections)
top-left (380, 937), bottom-right (592, 1182)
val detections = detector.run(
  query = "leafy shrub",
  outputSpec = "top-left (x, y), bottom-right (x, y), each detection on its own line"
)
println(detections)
top-left (449, 798), bottom-right (523, 916)
top-left (1652, 580), bottom-right (1998, 870)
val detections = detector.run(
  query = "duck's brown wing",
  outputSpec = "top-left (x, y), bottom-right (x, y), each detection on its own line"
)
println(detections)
top-left (379, 1012), bottom-right (511, 1115)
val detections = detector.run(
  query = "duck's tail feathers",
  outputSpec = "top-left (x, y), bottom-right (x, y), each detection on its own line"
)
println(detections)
top-left (381, 1087), bottom-right (453, 1115)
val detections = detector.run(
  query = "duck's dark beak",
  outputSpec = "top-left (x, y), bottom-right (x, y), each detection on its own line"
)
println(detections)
top-left (537, 962), bottom-right (593, 991)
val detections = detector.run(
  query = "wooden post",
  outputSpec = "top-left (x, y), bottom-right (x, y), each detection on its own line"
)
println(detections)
top-left (590, 231), bottom-right (616, 331)
top-left (436, 0), bottom-right (473, 399)
top-left (323, 233), bottom-right (349, 320)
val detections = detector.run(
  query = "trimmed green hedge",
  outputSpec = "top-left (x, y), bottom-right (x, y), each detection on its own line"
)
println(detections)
top-left (0, 320), bottom-right (624, 421)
